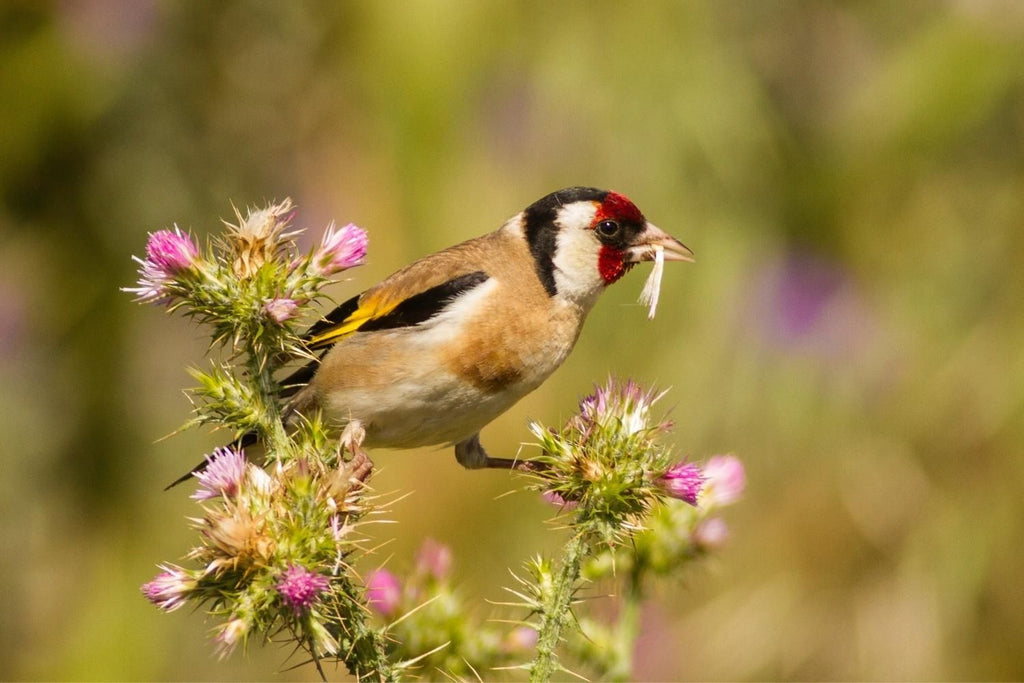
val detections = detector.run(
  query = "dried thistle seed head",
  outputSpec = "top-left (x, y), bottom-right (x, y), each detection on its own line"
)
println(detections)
top-left (202, 508), bottom-right (275, 568)
top-left (580, 457), bottom-right (607, 483)
top-left (224, 198), bottom-right (299, 278)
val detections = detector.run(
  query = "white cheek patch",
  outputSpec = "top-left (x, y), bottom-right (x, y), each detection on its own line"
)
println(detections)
top-left (549, 202), bottom-right (606, 306)
top-left (638, 244), bottom-right (664, 319)
top-left (552, 227), bottom-right (604, 306)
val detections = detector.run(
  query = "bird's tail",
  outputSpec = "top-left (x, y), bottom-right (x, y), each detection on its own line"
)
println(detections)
top-left (163, 431), bottom-right (260, 490)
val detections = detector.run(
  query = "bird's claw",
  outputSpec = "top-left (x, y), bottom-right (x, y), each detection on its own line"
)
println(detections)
top-left (514, 459), bottom-right (550, 473)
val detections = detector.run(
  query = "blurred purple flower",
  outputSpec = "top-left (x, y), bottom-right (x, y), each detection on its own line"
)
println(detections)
top-left (504, 625), bottom-right (539, 652)
top-left (263, 297), bottom-right (299, 324)
top-left (314, 222), bottom-right (367, 275)
top-left (141, 564), bottom-right (195, 611)
top-left (701, 455), bottom-right (746, 508)
top-left (192, 446), bottom-right (246, 501)
top-left (277, 565), bottom-right (330, 614)
top-left (750, 249), bottom-right (878, 361)
top-left (58, 0), bottom-right (160, 61)
top-left (659, 462), bottom-right (704, 506)
top-left (365, 569), bottom-right (402, 617)
top-left (415, 538), bottom-right (452, 581)
top-left (773, 251), bottom-right (844, 339)
top-left (693, 517), bottom-right (730, 550)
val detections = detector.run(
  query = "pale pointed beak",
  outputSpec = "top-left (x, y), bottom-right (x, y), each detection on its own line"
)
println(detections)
top-left (626, 222), bottom-right (695, 263)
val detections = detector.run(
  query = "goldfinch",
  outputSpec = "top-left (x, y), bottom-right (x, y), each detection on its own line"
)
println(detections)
top-left (172, 187), bottom-right (692, 485)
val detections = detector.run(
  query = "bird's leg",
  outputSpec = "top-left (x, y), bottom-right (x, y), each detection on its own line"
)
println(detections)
top-left (454, 433), bottom-right (548, 472)
top-left (340, 419), bottom-right (373, 484)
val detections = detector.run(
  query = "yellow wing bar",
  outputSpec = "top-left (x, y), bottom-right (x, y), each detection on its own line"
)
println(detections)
top-left (307, 293), bottom-right (399, 349)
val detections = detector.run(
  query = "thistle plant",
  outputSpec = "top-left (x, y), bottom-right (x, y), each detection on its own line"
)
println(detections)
top-left (127, 200), bottom-right (743, 681)
top-left (514, 381), bottom-right (745, 682)
top-left (128, 202), bottom-right (400, 679)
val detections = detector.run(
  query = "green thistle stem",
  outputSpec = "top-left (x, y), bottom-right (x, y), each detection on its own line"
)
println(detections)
top-left (329, 576), bottom-right (399, 682)
top-left (248, 352), bottom-right (291, 459)
top-left (531, 531), bottom-right (586, 683)
top-left (607, 570), bottom-right (643, 682)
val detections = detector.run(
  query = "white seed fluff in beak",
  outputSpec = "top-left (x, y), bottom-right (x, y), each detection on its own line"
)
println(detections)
top-left (638, 244), bottom-right (665, 320)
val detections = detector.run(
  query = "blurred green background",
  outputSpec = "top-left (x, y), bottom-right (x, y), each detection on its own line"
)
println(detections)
top-left (2, 0), bottom-right (1023, 680)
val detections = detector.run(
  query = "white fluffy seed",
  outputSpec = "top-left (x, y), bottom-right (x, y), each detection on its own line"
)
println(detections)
top-left (638, 244), bottom-right (664, 320)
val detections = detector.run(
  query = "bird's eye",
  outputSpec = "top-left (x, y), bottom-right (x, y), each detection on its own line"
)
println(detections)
top-left (596, 220), bottom-right (620, 239)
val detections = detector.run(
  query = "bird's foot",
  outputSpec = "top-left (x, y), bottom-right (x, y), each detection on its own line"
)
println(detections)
top-left (345, 449), bottom-right (374, 485)
top-left (455, 433), bottom-right (551, 472)
top-left (484, 457), bottom-right (550, 473)
top-left (340, 419), bottom-right (367, 454)
top-left (338, 419), bottom-right (373, 485)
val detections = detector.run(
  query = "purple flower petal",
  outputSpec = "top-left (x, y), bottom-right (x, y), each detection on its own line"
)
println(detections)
top-left (263, 297), bottom-right (298, 324)
top-left (542, 490), bottom-right (579, 511)
top-left (141, 564), bottom-right (194, 611)
top-left (192, 446), bottom-right (246, 501)
top-left (660, 461), bottom-right (704, 506)
top-left (277, 565), bottom-right (331, 614)
top-left (314, 222), bottom-right (367, 275)
top-left (146, 227), bottom-right (199, 274)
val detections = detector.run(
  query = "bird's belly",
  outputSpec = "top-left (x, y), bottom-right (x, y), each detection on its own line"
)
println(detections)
top-left (320, 371), bottom-right (531, 448)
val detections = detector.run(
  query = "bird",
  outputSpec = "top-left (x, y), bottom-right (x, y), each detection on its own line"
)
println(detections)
top-left (169, 186), bottom-right (692, 487)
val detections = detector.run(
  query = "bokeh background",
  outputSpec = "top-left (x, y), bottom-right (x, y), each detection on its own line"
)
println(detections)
top-left (2, 1), bottom-right (1023, 680)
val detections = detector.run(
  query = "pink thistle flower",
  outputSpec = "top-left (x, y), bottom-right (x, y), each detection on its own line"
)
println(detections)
top-left (542, 489), bottom-right (579, 511)
top-left (314, 222), bottom-right (367, 275)
top-left (124, 257), bottom-right (171, 303)
top-left (701, 455), bottom-right (746, 508)
top-left (365, 569), bottom-right (402, 617)
top-left (141, 564), bottom-right (195, 611)
top-left (578, 378), bottom-right (669, 436)
top-left (263, 297), bottom-right (299, 324)
top-left (277, 565), bottom-right (331, 614)
top-left (192, 446), bottom-right (246, 501)
top-left (415, 538), bottom-right (452, 580)
top-left (660, 461), bottom-right (704, 506)
top-left (124, 227), bottom-right (199, 303)
top-left (578, 389), bottom-right (606, 423)
top-left (146, 227), bottom-right (199, 273)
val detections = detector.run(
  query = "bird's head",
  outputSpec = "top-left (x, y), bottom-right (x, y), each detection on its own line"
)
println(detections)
top-left (519, 187), bottom-right (693, 307)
